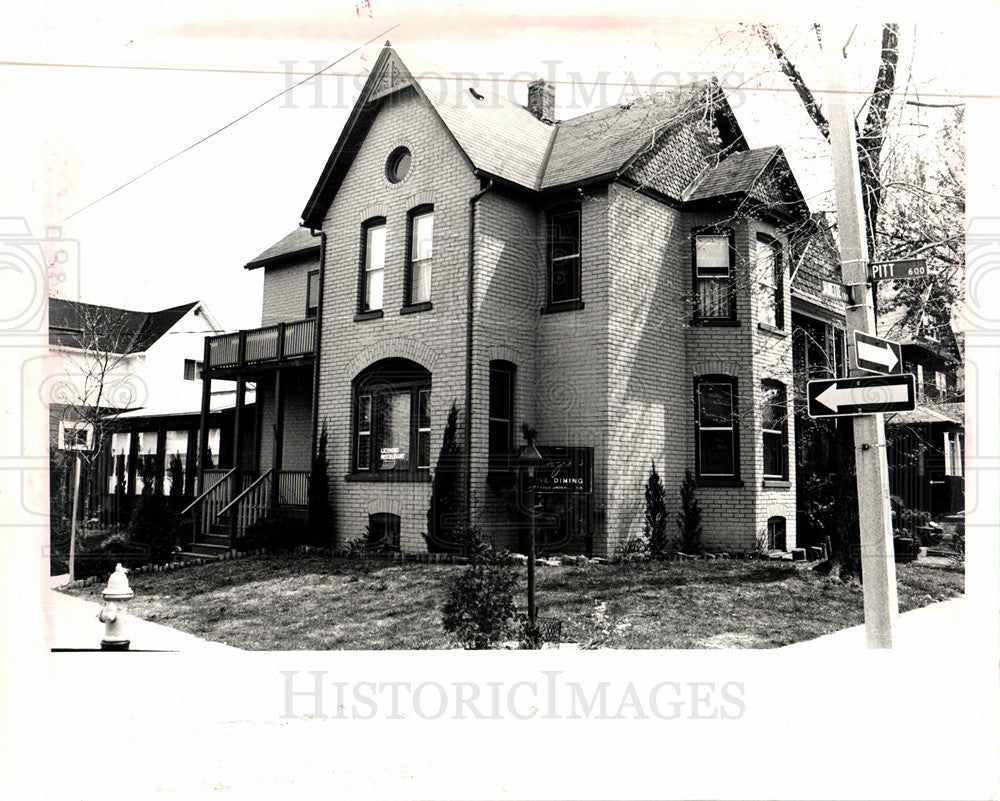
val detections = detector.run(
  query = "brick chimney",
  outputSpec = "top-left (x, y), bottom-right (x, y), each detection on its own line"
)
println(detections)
top-left (527, 78), bottom-right (555, 122)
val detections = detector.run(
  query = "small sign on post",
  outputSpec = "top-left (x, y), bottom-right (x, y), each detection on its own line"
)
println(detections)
top-left (869, 258), bottom-right (929, 282)
top-left (807, 374), bottom-right (916, 418)
top-left (854, 331), bottom-right (903, 375)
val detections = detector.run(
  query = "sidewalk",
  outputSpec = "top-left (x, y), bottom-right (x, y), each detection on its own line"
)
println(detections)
top-left (782, 595), bottom-right (969, 651)
top-left (46, 574), bottom-right (240, 652)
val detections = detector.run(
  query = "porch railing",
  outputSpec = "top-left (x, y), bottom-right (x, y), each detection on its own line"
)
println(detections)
top-left (181, 467), bottom-right (237, 538)
top-left (219, 469), bottom-right (273, 539)
top-left (278, 470), bottom-right (310, 507)
top-left (206, 318), bottom-right (316, 372)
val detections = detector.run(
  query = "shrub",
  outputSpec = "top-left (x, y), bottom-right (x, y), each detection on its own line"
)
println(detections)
top-left (441, 527), bottom-right (517, 649)
top-left (129, 494), bottom-right (180, 565)
top-left (242, 517), bottom-right (312, 552)
top-left (426, 403), bottom-right (463, 553)
top-left (643, 461), bottom-right (670, 558)
top-left (675, 470), bottom-right (702, 554)
top-left (168, 452), bottom-right (185, 502)
top-left (612, 535), bottom-right (649, 563)
top-left (308, 421), bottom-right (332, 545)
top-left (61, 528), bottom-right (147, 580)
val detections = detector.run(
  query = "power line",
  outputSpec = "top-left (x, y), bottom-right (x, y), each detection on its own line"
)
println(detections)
top-left (5, 56), bottom-right (973, 101)
top-left (57, 24), bottom-right (399, 224)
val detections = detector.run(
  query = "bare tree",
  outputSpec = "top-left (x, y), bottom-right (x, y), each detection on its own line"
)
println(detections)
top-left (51, 302), bottom-right (148, 535)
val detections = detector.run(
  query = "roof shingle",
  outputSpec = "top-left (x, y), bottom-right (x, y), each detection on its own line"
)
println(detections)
top-left (245, 227), bottom-right (319, 270)
top-left (49, 297), bottom-right (199, 353)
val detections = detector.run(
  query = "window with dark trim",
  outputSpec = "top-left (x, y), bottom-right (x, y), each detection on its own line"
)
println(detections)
top-left (692, 229), bottom-right (735, 321)
top-left (405, 206), bottom-right (433, 307)
top-left (359, 218), bottom-right (387, 313)
top-left (352, 358), bottom-right (431, 477)
top-left (755, 235), bottom-right (784, 329)
top-left (694, 375), bottom-right (739, 480)
top-left (761, 380), bottom-right (788, 480)
top-left (183, 359), bottom-right (203, 381)
top-left (546, 205), bottom-right (582, 306)
top-left (488, 361), bottom-right (516, 456)
top-left (368, 512), bottom-right (401, 551)
top-left (306, 269), bottom-right (319, 318)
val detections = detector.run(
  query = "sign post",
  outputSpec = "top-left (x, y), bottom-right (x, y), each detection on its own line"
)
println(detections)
top-left (825, 42), bottom-right (899, 648)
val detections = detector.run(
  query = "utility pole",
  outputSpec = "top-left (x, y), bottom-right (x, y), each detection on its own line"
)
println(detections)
top-left (824, 37), bottom-right (899, 647)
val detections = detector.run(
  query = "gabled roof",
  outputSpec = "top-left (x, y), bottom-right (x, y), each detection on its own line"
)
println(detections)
top-left (49, 298), bottom-right (203, 353)
top-left (245, 227), bottom-right (319, 270)
top-left (303, 44), bottom-right (799, 228)
top-left (684, 146), bottom-right (781, 201)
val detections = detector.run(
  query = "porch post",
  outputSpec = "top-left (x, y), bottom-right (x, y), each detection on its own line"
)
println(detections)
top-left (196, 336), bottom-right (212, 495)
top-left (155, 428), bottom-right (167, 496)
top-left (271, 368), bottom-right (285, 511)
top-left (231, 374), bottom-right (247, 542)
top-left (126, 430), bottom-right (139, 498)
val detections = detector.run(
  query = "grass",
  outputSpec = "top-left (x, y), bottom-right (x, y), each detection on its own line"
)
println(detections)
top-left (59, 554), bottom-right (965, 649)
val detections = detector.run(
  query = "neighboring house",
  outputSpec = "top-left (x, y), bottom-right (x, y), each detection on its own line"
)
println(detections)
top-left (879, 301), bottom-right (964, 516)
top-left (189, 42), bottom-right (863, 558)
top-left (48, 297), bottom-right (234, 522)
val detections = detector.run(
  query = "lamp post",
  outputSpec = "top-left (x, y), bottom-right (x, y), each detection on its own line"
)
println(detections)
top-left (518, 439), bottom-right (543, 623)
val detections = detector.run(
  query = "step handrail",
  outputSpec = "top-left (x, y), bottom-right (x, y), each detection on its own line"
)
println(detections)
top-left (217, 468), bottom-right (273, 516)
top-left (181, 468), bottom-right (237, 516)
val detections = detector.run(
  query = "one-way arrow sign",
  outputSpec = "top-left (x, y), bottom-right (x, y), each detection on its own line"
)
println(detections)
top-left (854, 331), bottom-right (903, 375)
top-left (807, 374), bottom-right (916, 418)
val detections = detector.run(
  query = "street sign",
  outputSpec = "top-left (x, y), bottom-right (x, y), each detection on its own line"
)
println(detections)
top-left (869, 258), bottom-right (928, 282)
top-left (807, 374), bottom-right (916, 418)
top-left (854, 331), bottom-right (903, 375)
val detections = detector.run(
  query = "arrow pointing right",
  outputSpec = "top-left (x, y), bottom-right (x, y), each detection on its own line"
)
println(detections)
top-left (815, 381), bottom-right (910, 413)
top-left (856, 339), bottom-right (899, 371)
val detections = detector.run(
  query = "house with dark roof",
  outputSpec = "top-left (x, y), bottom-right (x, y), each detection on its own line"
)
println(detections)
top-left (48, 297), bottom-right (239, 523)
top-left (877, 296), bottom-right (964, 516)
top-left (189, 43), bottom-right (847, 557)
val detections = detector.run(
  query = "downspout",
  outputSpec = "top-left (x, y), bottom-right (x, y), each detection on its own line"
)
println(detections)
top-left (308, 227), bottom-right (327, 477)
top-left (465, 175), bottom-right (493, 525)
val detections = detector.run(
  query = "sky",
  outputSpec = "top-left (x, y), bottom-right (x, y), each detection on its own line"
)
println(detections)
top-left (0, 3), bottom-right (978, 333)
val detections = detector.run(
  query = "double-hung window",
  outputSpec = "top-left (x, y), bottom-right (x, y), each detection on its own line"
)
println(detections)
top-left (755, 236), bottom-right (783, 329)
top-left (488, 361), bottom-right (515, 457)
top-left (693, 231), bottom-right (734, 320)
top-left (353, 359), bottom-right (431, 477)
top-left (306, 269), bottom-right (319, 318)
top-left (761, 380), bottom-right (788, 480)
top-left (360, 219), bottom-right (386, 313)
top-left (407, 207), bottom-right (433, 306)
top-left (695, 376), bottom-right (739, 480)
top-left (547, 205), bottom-right (582, 306)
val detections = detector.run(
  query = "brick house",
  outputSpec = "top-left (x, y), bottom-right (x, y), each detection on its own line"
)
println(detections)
top-left (193, 44), bottom-right (844, 557)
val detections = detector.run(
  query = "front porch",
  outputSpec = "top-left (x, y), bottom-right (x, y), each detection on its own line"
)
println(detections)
top-left (186, 317), bottom-right (318, 554)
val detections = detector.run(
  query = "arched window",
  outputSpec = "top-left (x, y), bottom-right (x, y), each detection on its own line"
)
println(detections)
top-left (353, 358), bottom-right (431, 477)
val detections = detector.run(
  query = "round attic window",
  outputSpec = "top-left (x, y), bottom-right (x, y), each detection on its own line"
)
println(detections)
top-left (386, 147), bottom-right (412, 183)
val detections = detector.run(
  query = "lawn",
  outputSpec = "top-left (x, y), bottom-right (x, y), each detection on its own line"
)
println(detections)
top-left (60, 554), bottom-right (965, 649)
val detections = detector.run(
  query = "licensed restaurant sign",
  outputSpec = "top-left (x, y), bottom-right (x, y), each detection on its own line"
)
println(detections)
top-left (533, 446), bottom-right (594, 495)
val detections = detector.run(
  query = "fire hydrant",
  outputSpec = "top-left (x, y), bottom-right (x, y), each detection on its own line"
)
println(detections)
top-left (98, 563), bottom-right (134, 650)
